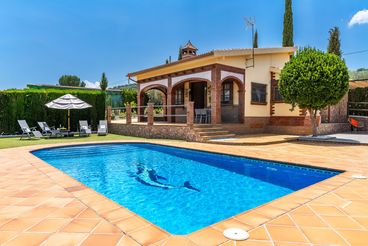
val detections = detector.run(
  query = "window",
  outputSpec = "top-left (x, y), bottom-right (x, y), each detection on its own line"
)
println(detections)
top-left (174, 87), bottom-right (184, 105)
top-left (272, 85), bottom-right (284, 102)
top-left (251, 82), bottom-right (267, 104)
top-left (221, 81), bottom-right (233, 104)
top-left (271, 80), bottom-right (284, 102)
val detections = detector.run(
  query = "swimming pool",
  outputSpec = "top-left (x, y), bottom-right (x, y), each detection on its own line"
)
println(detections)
top-left (33, 143), bottom-right (340, 235)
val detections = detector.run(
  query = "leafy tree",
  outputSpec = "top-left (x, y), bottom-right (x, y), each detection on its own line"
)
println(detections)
top-left (178, 45), bottom-right (182, 60)
top-left (165, 59), bottom-right (169, 64)
top-left (282, 0), bottom-right (294, 47)
top-left (121, 87), bottom-right (137, 106)
top-left (58, 75), bottom-right (81, 87)
top-left (100, 72), bottom-right (108, 91)
top-left (253, 29), bottom-right (258, 48)
top-left (80, 81), bottom-right (86, 87)
top-left (327, 27), bottom-right (342, 58)
top-left (279, 47), bottom-right (349, 136)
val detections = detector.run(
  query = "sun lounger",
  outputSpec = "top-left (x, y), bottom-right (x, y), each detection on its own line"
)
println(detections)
top-left (37, 122), bottom-right (62, 137)
top-left (79, 120), bottom-right (91, 136)
top-left (97, 120), bottom-right (108, 136)
top-left (18, 120), bottom-right (43, 140)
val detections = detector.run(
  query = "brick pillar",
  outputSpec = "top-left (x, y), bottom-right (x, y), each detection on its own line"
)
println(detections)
top-left (162, 94), bottom-right (167, 121)
top-left (187, 101), bottom-right (194, 127)
top-left (126, 104), bottom-right (132, 124)
top-left (211, 66), bottom-right (221, 124)
top-left (107, 106), bottom-right (112, 123)
top-left (147, 103), bottom-right (154, 126)
top-left (167, 77), bottom-right (173, 123)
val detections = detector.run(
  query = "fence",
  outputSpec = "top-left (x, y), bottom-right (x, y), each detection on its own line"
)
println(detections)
top-left (348, 102), bottom-right (368, 117)
top-left (107, 102), bottom-right (195, 126)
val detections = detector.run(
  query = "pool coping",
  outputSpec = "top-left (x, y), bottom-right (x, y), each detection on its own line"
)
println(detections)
top-left (19, 139), bottom-right (359, 245)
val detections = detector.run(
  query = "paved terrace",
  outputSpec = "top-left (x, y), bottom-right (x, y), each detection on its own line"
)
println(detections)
top-left (0, 139), bottom-right (367, 245)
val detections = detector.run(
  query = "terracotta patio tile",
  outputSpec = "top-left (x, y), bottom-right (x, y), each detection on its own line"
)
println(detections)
top-left (290, 213), bottom-right (327, 228)
top-left (248, 226), bottom-right (270, 241)
top-left (0, 218), bottom-right (41, 231)
top-left (61, 218), bottom-right (101, 233)
top-left (27, 218), bottom-right (72, 232)
top-left (0, 231), bottom-right (17, 244)
top-left (93, 220), bottom-right (121, 234)
top-left (102, 207), bottom-right (135, 222)
top-left (235, 212), bottom-right (270, 227)
top-left (116, 235), bottom-right (141, 246)
top-left (353, 216), bottom-right (368, 229)
top-left (268, 215), bottom-right (295, 226)
top-left (187, 227), bottom-right (228, 246)
top-left (337, 229), bottom-right (368, 245)
top-left (128, 225), bottom-right (169, 245)
top-left (42, 232), bottom-right (88, 246)
top-left (301, 227), bottom-right (348, 245)
top-left (77, 208), bottom-right (100, 219)
top-left (289, 206), bottom-right (314, 215)
top-left (222, 240), bottom-right (273, 246)
top-left (160, 236), bottom-right (197, 246)
top-left (20, 205), bottom-right (58, 218)
top-left (266, 225), bottom-right (308, 243)
top-left (80, 234), bottom-right (123, 246)
top-left (341, 200), bottom-right (368, 216)
top-left (115, 215), bottom-right (149, 233)
top-left (3, 232), bottom-right (50, 246)
top-left (64, 199), bottom-right (87, 208)
top-left (47, 206), bottom-right (84, 218)
top-left (254, 205), bottom-right (287, 219)
top-left (309, 204), bottom-right (345, 216)
top-left (212, 218), bottom-right (252, 232)
top-left (321, 215), bottom-right (364, 229)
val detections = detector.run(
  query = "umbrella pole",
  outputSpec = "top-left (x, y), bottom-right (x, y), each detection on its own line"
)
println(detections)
top-left (68, 109), bottom-right (70, 131)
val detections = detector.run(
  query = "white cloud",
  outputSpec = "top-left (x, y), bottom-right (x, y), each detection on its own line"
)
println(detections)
top-left (349, 9), bottom-right (368, 27)
top-left (83, 80), bottom-right (100, 89)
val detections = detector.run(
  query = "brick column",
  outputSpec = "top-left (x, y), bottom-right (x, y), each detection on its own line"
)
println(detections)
top-left (107, 106), bottom-right (112, 123)
top-left (167, 77), bottom-right (173, 123)
top-left (147, 103), bottom-right (154, 126)
top-left (126, 104), bottom-right (132, 124)
top-left (187, 101), bottom-right (194, 127)
top-left (211, 66), bottom-right (221, 124)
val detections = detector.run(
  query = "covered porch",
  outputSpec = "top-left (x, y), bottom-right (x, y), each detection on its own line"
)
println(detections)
top-left (135, 64), bottom-right (245, 125)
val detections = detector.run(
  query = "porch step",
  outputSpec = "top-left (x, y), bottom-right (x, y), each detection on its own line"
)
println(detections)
top-left (201, 134), bottom-right (237, 140)
top-left (196, 130), bottom-right (230, 136)
top-left (192, 124), bottom-right (237, 141)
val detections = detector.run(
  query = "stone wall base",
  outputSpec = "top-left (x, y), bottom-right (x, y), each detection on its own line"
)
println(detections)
top-left (109, 123), bottom-right (200, 142)
top-left (316, 123), bottom-right (351, 135)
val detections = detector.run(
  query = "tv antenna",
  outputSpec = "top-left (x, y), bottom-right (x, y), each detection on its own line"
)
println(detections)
top-left (244, 17), bottom-right (255, 68)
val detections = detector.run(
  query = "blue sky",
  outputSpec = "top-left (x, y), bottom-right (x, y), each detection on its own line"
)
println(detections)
top-left (0, 0), bottom-right (367, 89)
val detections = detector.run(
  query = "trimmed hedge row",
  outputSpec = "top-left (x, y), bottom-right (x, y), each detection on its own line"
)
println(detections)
top-left (0, 89), bottom-right (106, 134)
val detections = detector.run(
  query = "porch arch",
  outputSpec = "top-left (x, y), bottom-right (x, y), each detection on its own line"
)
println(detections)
top-left (138, 84), bottom-right (168, 122)
top-left (220, 76), bottom-right (245, 123)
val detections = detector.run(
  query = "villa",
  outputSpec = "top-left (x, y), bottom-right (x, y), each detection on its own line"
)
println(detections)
top-left (127, 42), bottom-right (348, 136)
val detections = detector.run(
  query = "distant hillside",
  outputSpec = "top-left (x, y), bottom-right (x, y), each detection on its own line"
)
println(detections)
top-left (112, 83), bottom-right (137, 90)
top-left (349, 68), bottom-right (368, 80)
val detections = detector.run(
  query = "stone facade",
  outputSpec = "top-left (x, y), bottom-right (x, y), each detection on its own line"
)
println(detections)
top-left (321, 94), bottom-right (349, 123)
top-left (109, 123), bottom-right (201, 142)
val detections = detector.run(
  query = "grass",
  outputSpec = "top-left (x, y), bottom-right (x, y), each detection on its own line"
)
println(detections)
top-left (0, 134), bottom-right (143, 149)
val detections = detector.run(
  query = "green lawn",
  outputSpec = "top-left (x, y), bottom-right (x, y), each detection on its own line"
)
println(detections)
top-left (0, 134), bottom-right (143, 149)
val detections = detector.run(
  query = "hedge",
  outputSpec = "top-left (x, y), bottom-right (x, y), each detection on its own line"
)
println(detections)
top-left (0, 89), bottom-right (106, 134)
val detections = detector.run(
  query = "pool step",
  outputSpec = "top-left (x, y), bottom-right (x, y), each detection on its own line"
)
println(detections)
top-left (193, 124), bottom-right (237, 141)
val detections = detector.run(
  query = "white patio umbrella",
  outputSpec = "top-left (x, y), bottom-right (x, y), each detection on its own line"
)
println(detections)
top-left (45, 94), bottom-right (92, 130)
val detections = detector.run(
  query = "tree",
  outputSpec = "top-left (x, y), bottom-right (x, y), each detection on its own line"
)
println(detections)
top-left (100, 72), bottom-right (108, 91)
top-left (178, 45), bottom-right (182, 60)
top-left (253, 29), bottom-right (258, 48)
top-left (121, 87), bottom-right (137, 106)
top-left (279, 47), bottom-right (349, 136)
top-left (58, 75), bottom-right (81, 87)
top-left (282, 0), bottom-right (294, 47)
top-left (327, 27), bottom-right (342, 58)
top-left (80, 81), bottom-right (86, 87)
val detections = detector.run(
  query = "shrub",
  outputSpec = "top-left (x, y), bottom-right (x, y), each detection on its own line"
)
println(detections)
top-left (0, 89), bottom-right (106, 134)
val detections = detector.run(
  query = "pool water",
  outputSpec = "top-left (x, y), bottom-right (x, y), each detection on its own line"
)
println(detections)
top-left (33, 143), bottom-right (339, 235)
